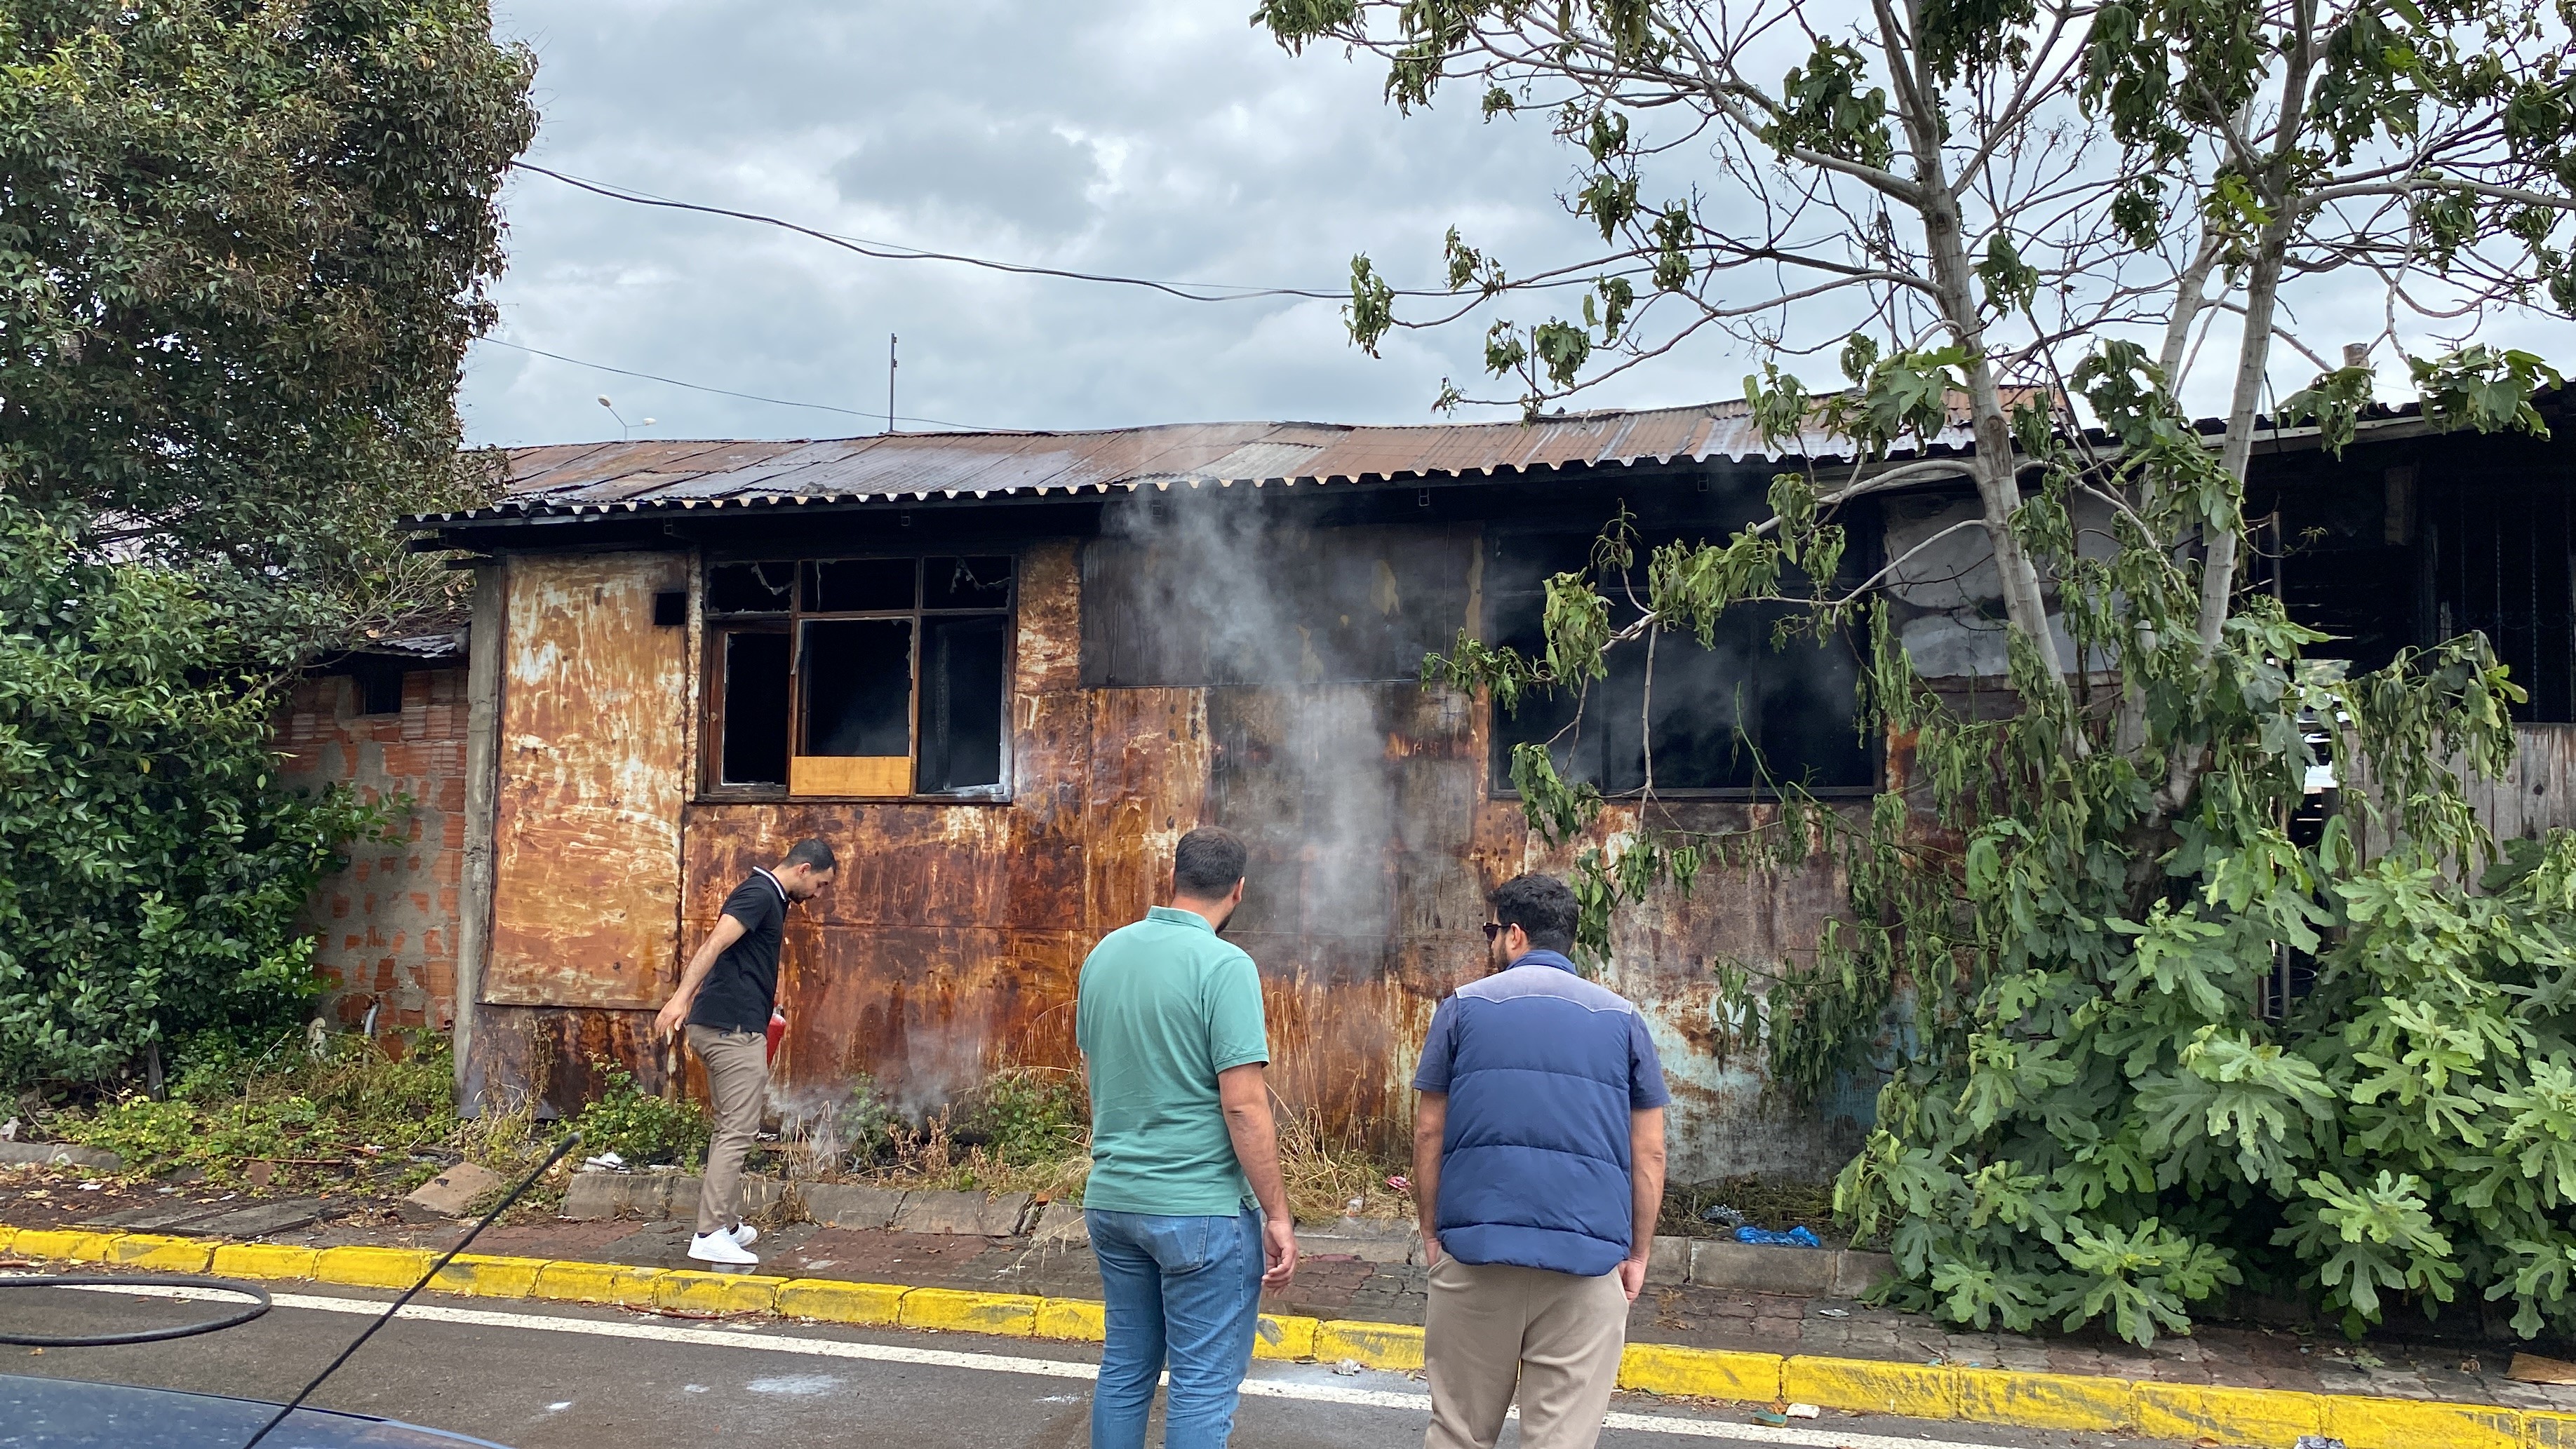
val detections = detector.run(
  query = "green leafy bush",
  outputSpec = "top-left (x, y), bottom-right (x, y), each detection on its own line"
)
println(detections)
top-left (0, 505), bottom-right (390, 1088)
top-left (568, 1064), bottom-right (711, 1168)
top-left (50, 1030), bottom-right (458, 1184)
top-left (960, 1067), bottom-right (1086, 1168)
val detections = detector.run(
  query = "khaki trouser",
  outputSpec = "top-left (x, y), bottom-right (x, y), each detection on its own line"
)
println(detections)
top-left (1422, 1255), bottom-right (1630, 1449)
top-left (685, 1024), bottom-right (769, 1236)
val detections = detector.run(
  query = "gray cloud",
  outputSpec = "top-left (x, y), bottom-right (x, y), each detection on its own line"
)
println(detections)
top-left (831, 110), bottom-right (1103, 238)
top-left (464, 1), bottom-right (2575, 448)
top-left (464, 0), bottom-right (1635, 445)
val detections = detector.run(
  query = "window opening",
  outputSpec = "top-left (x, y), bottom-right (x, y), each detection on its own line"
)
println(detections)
top-left (1487, 531), bottom-right (1874, 796)
top-left (706, 561), bottom-right (795, 614)
top-left (704, 553), bottom-right (1013, 797)
top-left (356, 666), bottom-right (405, 717)
top-left (920, 615), bottom-right (1007, 791)
top-left (718, 631), bottom-right (790, 786)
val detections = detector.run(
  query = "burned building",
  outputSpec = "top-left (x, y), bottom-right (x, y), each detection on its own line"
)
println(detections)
top-left (380, 393), bottom-right (2576, 1181)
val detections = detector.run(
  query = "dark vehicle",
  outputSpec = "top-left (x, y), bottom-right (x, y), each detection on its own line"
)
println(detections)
top-left (0, 1373), bottom-right (516, 1449)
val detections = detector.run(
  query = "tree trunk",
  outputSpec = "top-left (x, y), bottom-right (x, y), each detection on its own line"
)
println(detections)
top-left (1890, 22), bottom-right (2069, 692)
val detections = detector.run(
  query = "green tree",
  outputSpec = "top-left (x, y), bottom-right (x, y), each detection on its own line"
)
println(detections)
top-left (1261, 0), bottom-right (2576, 1341)
top-left (0, 0), bottom-right (532, 1086)
top-left (0, 0), bottom-right (534, 660)
top-left (0, 501), bottom-right (388, 1086)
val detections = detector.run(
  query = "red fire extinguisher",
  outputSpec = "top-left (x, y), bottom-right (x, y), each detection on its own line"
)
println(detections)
top-left (765, 1009), bottom-right (786, 1064)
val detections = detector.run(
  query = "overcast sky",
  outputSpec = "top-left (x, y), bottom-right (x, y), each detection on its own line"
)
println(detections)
top-left (466, 1), bottom-right (1632, 445)
top-left (466, 2), bottom-right (2576, 449)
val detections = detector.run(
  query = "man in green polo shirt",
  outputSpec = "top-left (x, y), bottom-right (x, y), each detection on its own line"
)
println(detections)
top-left (1078, 825), bottom-right (1298, 1449)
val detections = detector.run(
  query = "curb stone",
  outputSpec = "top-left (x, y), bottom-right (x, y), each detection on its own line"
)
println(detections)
top-left (551, 1172), bottom-right (1896, 1294)
top-left (1, 1220), bottom-right (2558, 1449)
top-left (0, 1143), bottom-right (122, 1172)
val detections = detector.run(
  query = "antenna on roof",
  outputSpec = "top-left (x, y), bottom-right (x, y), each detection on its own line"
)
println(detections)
top-left (887, 334), bottom-right (898, 436)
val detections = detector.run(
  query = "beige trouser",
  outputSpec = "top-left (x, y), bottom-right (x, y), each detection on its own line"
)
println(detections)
top-left (685, 1024), bottom-right (770, 1236)
top-left (1422, 1255), bottom-right (1630, 1449)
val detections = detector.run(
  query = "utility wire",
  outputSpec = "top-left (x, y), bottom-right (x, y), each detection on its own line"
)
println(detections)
top-left (478, 337), bottom-right (1000, 431)
top-left (512, 161), bottom-right (1444, 303)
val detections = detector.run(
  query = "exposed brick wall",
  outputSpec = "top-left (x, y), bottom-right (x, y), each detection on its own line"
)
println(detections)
top-left (274, 666), bottom-right (471, 1035)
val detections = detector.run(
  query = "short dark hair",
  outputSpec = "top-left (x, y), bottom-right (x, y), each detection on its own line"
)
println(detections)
top-left (1490, 873), bottom-right (1578, 955)
top-left (783, 837), bottom-right (838, 872)
top-left (1172, 825), bottom-right (1247, 897)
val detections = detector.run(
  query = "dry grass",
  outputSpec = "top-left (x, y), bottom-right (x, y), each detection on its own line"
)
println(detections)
top-left (1274, 1101), bottom-right (1411, 1223)
top-left (775, 1086), bottom-right (1411, 1224)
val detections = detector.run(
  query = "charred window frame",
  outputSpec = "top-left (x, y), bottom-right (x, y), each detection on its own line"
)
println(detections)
top-left (699, 555), bottom-right (1014, 800)
top-left (1484, 528), bottom-right (1880, 800)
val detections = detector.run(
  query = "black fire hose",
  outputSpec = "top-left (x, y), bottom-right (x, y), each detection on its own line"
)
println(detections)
top-left (0, 1274), bottom-right (273, 1347)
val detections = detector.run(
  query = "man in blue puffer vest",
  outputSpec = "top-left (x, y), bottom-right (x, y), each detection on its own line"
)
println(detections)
top-left (1410, 873), bottom-right (1670, 1449)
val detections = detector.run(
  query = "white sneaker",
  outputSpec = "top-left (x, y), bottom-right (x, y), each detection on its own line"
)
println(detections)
top-left (728, 1222), bottom-right (759, 1249)
top-left (687, 1230), bottom-right (758, 1267)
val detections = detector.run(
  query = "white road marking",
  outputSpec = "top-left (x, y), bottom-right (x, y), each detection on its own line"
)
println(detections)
top-left (40, 1280), bottom-right (2034, 1448)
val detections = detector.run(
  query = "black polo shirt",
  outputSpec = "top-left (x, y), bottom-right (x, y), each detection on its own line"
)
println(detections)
top-left (687, 869), bottom-right (788, 1033)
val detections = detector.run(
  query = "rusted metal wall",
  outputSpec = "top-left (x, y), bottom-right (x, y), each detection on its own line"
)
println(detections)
top-left (483, 553), bottom-right (692, 1009)
top-left (458, 527), bottom-right (1875, 1173)
top-left (483, 534), bottom-right (1878, 1176)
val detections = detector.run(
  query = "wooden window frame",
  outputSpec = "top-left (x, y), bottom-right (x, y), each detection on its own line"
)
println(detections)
top-left (697, 553), bottom-right (1017, 803)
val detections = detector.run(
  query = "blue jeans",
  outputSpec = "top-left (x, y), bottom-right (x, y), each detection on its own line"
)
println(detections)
top-left (1085, 1206), bottom-right (1263, 1449)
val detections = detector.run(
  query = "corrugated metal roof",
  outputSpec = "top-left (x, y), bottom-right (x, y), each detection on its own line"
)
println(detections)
top-left (422, 398), bottom-right (1990, 525)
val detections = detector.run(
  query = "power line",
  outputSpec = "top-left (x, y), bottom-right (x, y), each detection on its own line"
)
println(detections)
top-left (511, 161), bottom-right (1437, 303)
top-left (477, 337), bottom-right (999, 431)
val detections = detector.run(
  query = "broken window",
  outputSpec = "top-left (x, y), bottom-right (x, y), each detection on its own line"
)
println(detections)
top-left (703, 555), bottom-right (1014, 797)
top-left (2250, 437), bottom-right (2576, 724)
top-left (1487, 531), bottom-right (1876, 797)
top-left (1078, 516), bottom-right (1477, 687)
top-left (717, 630), bottom-right (790, 786)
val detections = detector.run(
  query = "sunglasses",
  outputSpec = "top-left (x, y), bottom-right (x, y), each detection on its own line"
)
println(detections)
top-left (1482, 922), bottom-right (1505, 941)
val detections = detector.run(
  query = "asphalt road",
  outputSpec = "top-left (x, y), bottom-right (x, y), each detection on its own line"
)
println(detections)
top-left (1, 1275), bottom-right (2192, 1449)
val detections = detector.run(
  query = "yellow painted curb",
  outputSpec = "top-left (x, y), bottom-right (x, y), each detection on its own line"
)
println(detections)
top-left (2530, 1410), bottom-right (2576, 1448)
top-left (103, 1232), bottom-right (215, 1274)
top-left (315, 1245), bottom-right (437, 1291)
top-left (1618, 1344), bottom-right (1782, 1402)
top-left (4, 1220), bottom-right (2570, 1449)
top-left (210, 1242), bottom-right (319, 1280)
top-left (431, 1253), bottom-right (548, 1300)
top-left (1957, 1368), bottom-right (2132, 1434)
top-left (1785, 1355), bottom-right (1959, 1420)
top-left (2135, 1381), bottom-right (2325, 1445)
top-left (530, 1259), bottom-right (663, 1308)
top-left (1255, 1313), bottom-right (1319, 1363)
top-left (1315, 1319), bottom-right (1425, 1374)
top-left (2326, 1394), bottom-right (2524, 1449)
top-left (1035, 1297), bottom-right (1106, 1341)
top-left (654, 1269), bottom-right (785, 1316)
top-left (899, 1286), bottom-right (1040, 1337)
top-left (11, 1228), bottom-right (118, 1263)
top-left (775, 1277), bottom-right (905, 1326)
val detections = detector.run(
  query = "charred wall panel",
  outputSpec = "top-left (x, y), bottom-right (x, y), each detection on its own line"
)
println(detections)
top-left (483, 553), bottom-right (692, 1008)
top-left (1081, 513), bottom-right (1477, 687)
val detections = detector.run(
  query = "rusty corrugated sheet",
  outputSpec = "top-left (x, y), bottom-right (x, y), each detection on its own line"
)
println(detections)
top-left (417, 398), bottom-right (1994, 527)
top-left (482, 553), bottom-right (692, 1009)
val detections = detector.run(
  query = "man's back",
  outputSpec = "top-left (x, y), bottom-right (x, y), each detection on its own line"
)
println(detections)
top-left (1077, 905), bottom-right (1270, 1216)
top-left (1416, 953), bottom-right (1668, 1276)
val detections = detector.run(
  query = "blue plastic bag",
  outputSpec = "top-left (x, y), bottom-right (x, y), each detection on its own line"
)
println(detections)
top-left (1733, 1225), bottom-right (1822, 1248)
